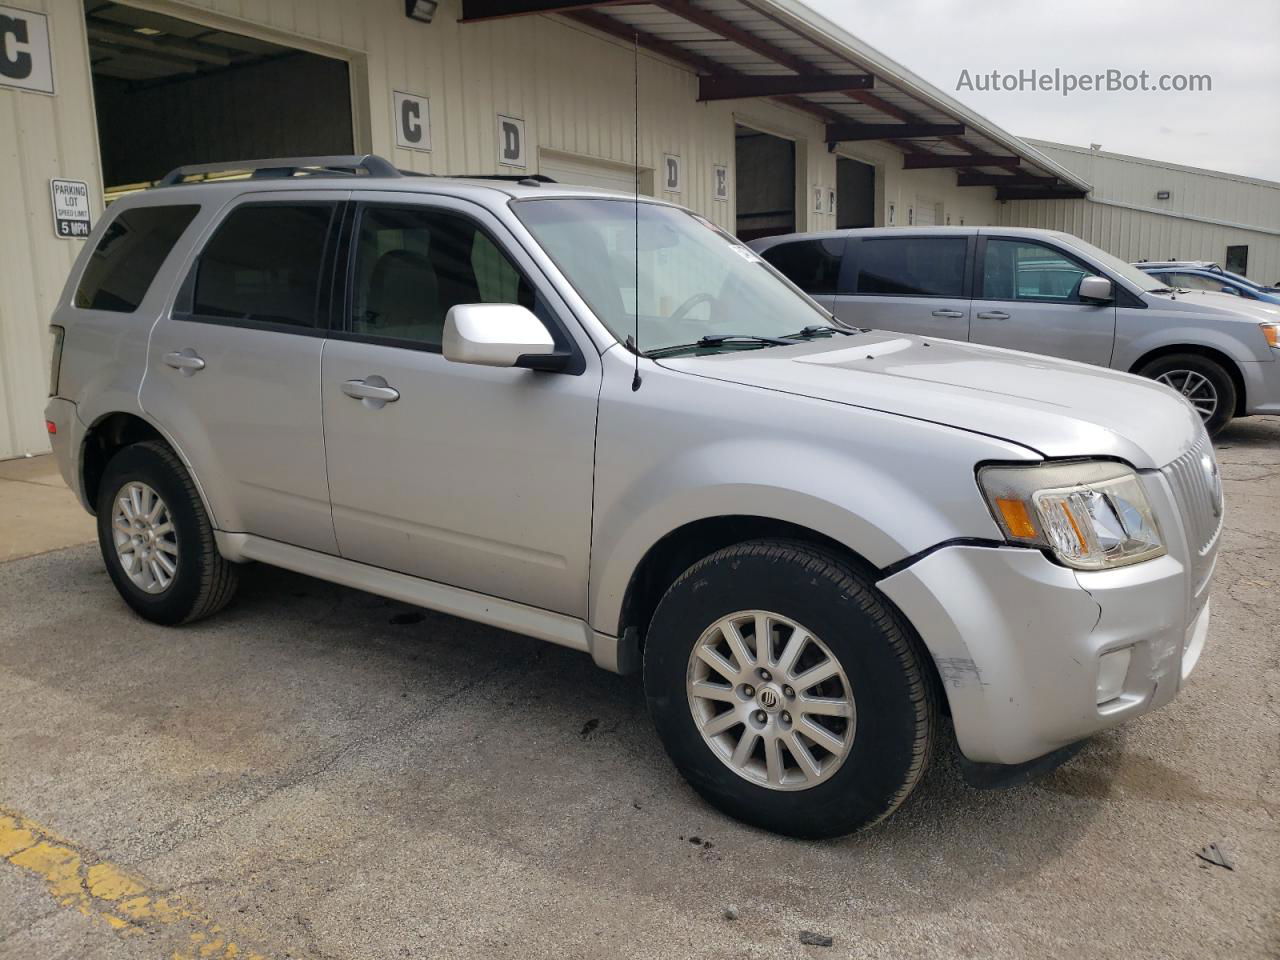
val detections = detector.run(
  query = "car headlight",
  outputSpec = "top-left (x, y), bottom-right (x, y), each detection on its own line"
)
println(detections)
top-left (978, 461), bottom-right (1165, 570)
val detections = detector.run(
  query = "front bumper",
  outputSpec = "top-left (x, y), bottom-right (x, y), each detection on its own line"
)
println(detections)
top-left (879, 541), bottom-right (1211, 766)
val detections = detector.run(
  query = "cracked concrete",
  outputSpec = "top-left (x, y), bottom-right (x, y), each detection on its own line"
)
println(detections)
top-left (0, 417), bottom-right (1277, 959)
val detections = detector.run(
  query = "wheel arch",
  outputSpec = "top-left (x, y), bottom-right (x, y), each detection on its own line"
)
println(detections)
top-left (81, 412), bottom-right (217, 523)
top-left (1130, 343), bottom-right (1247, 417)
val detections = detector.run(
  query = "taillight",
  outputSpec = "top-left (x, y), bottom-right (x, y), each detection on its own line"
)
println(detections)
top-left (48, 325), bottom-right (65, 397)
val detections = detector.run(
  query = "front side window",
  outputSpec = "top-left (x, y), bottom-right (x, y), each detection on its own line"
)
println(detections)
top-left (851, 237), bottom-right (967, 297)
top-left (349, 205), bottom-right (535, 347)
top-left (191, 203), bottom-right (335, 328)
top-left (513, 198), bottom-right (828, 355)
top-left (982, 240), bottom-right (1088, 302)
top-left (760, 238), bottom-right (845, 296)
top-left (75, 204), bottom-right (199, 312)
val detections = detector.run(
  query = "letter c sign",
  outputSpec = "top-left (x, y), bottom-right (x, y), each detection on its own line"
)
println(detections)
top-left (0, 6), bottom-right (53, 94)
top-left (393, 90), bottom-right (431, 152)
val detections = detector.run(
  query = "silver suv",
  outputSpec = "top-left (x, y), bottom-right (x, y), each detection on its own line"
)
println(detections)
top-left (46, 156), bottom-right (1221, 838)
top-left (753, 226), bottom-right (1280, 435)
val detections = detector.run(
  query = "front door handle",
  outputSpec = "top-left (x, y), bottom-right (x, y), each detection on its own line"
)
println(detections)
top-left (931, 309), bottom-right (965, 319)
top-left (341, 376), bottom-right (400, 407)
top-left (976, 311), bottom-right (1010, 320)
top-left (163, 349), bottom-right (205, 375)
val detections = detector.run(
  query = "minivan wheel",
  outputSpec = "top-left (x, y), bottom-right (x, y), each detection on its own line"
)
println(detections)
top-left (96, 441), bottom-right (238, 625)
top-left (1139, 353), bottom-right (1236, 437)
top-left (643, 540), bottom-right (937, 839)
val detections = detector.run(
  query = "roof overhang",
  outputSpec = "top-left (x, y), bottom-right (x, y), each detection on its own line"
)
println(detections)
top-left (458, 0), bottom-right (1091, 197)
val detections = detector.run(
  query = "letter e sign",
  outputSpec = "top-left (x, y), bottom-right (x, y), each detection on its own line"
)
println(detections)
top-left (0, 5), bottom-right (54, 94)
top-left (393, 91), bottom-right (431, 152)
top-left (497, 115), bottom-right (525, 168)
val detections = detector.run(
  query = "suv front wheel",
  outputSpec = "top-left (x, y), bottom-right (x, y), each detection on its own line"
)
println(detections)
top-left (644, 540), bottom-right (938, 838)
top-left (96, 441), bottom-right (239, 625)
top-left (1139, 353), bottom-right (1236, 437)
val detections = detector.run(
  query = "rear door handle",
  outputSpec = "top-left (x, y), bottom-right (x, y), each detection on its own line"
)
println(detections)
top-left (976, 311), bottom-right (1010, 320)
top-left (931, 309), bottom-right (965, 319)
top-left (163, 349), bottom-right (205, 374)
top-left (341, 376), bottom-right (400, 406)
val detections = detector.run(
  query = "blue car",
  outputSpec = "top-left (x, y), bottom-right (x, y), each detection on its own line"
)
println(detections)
top-left (1135, 260), bottom-right (1280, 305)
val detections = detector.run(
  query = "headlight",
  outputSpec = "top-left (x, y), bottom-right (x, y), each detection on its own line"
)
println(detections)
top-left (1261, 322), bottom-right (1279, 349)
top-left (978, 461), bottom-right (1165, 570)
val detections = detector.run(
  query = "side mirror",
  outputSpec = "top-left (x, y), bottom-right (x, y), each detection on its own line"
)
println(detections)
top-left (1220, 285), bottom-right (1240, 296)
top-left (443, 303), bottom-right (569, 371)
top-left (1079, 275), bottom-right (1113, 302)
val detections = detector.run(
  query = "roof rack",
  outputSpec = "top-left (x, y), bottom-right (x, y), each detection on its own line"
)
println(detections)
top-left (157, 154), bottom-right (401, 187)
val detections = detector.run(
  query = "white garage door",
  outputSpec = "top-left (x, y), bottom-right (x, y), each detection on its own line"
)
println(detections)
top-left (538, 151), bottom-right (643, 194)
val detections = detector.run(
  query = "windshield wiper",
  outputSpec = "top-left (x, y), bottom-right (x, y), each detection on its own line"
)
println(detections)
top-left (785, 324), bottom-right (857, 339)
top-left (645, 333), bottom-right (798, 358)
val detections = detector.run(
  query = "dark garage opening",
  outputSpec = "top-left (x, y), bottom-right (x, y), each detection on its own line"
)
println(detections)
top-left (837, 156), bottom-right (875, 228)
top-left (85, 1), bottom-right (354, 196)
top-left (734, 125), bottom-right (795, 242)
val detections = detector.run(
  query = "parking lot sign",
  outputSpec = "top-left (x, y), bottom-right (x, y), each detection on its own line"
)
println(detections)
top-left (49, 179), bottom-right (91, 239)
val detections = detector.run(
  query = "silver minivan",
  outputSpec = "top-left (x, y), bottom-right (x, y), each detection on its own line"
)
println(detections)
top-left (752, 226), bottom-right (1280, 435)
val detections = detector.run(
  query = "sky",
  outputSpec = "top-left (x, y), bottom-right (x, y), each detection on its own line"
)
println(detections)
top-left (803, 0), bottom-right (1280, 182)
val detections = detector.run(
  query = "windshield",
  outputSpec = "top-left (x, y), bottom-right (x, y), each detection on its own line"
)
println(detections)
top-left (513, 197), bottom-right (830, 354)
top-left (1058, 235), bottom-right (1170, 292)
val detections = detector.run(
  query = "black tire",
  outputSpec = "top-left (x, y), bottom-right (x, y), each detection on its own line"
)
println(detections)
top-left (1138, 353), bottom-right (1236, 437)
top-left (644, 540), bottom-right (938, 839)
top-left (96, 441), bottom-right (238, 625)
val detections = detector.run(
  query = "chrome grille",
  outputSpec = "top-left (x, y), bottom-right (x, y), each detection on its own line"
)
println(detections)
top-left (1162, 434), bottom-right (1224, 590)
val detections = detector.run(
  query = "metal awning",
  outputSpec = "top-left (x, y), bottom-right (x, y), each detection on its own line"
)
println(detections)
top-left (460, 0), bottom-right (1090, 200)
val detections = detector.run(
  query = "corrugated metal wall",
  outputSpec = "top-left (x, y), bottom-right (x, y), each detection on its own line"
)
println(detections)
top-left (1001, 141), bottom-right (1280, 283)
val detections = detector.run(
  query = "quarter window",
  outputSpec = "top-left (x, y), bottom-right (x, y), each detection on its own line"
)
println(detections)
top-left (982, 240), bottom-right (1088, 302)
top-left (349, 206), bottom-right (535, 347)
top-left (191, 203), bottom-right (336, 329)
top-left (759, 238), bottom-right (845, 296)
top-left (851, 237), bottom-right (967, 297)
top-left (74, 205), bottom-right (199, 312)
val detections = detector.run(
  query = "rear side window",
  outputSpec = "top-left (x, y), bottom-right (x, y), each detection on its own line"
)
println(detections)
top-left (74, 205), bottom-right (199, 312)
top-left (760, 238), bottom-right (845, 296)
top-left (191, 203), bottom-right (336, 328)
top-left (851, 237), bottom-right (967, 297)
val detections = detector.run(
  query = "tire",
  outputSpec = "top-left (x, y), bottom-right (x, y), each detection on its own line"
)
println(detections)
top-left (1138, 353), bottom-right (1236, 437)
top-left (643, 540), bottom-right (938, 839)
top-left (96, 441), bottom-right (238, 625)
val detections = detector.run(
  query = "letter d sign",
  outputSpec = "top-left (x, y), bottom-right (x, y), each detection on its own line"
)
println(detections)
top-left (497, 115), bottom-right (526, 168)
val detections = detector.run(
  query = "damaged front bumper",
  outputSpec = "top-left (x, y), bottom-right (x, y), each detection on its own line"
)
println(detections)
top-left (878, 542), bottom-right (1211, 766)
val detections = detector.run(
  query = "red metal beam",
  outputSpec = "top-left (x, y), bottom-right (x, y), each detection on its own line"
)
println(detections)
top-left (827, 122), bottom-right (964, 142)
top-left (996, 187), bottom-right (1087, 201)
top-left (904, 154), bottom-right (1021, 170)
top-left (699, 73), bottom-right (872, 101)
top-left (460, 0), bottom-right (631, 22)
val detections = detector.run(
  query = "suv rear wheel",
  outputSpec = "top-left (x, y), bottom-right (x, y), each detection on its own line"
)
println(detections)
top-left (96, 441), bottom-right (238, 625)
top-left (643, 540), bottom-right (937, 838)
top-left (1138, 353), bottom-right (1236, 437)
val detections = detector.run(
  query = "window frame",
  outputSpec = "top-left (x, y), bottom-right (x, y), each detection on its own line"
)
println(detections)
top-left (73, 202), bottom-right (202, 315)
top-left (759, 236), bottom-right (847, 297)
top-left (331, 198), bottom-right (586, 374)
top-left (172, 198), bottom-right (343, 338)
top-left (975, 235), bottom-right (1113, 306)
top-left (838, 234), bottom-right (976, 299)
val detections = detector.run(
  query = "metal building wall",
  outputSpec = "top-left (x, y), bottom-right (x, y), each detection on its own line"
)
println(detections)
top-left (999, 140), bottom-right (1280, 283)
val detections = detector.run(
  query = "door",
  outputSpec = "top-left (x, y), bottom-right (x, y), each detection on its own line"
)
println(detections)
top-left (970, 237), bottom-right (1117, 366)
top-left (830, 234), bottom-right (972, 341)
top-left (141, 194), bottom-right (344, 554)
top-left (321, 196), bottom-right (600, 616)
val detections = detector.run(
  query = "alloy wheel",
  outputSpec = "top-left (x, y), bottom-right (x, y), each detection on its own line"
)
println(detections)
top-left (1155, 369), bottom-right (1218, 420)
top-left (111, 481), bottom-right (179, 594)
top-left (686, 610), bottom-right (855, 791)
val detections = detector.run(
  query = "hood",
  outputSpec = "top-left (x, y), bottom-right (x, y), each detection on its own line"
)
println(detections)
top-left (1148, 289), bottom-right (1280, 321)
top-left (659, 332), bottom-right (1203, 469)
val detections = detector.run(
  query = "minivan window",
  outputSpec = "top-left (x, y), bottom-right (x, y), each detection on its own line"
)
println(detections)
top-left (349, 205), bottom-right (535, 347)
top-left (851, 237), bottom-right (967, 297)
top-left (760, 238), bottom-right (844, 296)
top-left (190, 203), bottom-right (335, 328)
top-left (74, 205), bottom-right (199, 312)
top-left (983, 239), bottom-right (1087, 302)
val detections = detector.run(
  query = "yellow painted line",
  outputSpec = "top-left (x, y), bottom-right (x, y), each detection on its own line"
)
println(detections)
top-left (0, 806), bottom-right (280, 959)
